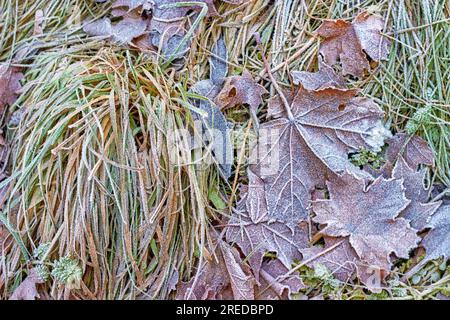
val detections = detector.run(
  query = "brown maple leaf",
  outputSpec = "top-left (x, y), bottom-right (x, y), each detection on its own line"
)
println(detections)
top-left (392, 157), bottom-right (441, 230)
top-left (256, 259), bottom-right (305, 300)
top-left (215, 71), bottom-right (268, 113)
top-left (312, 172), bottom-right (420, 271)
top-left (317, 12), bottom-right (390, 78)
top-left (0, 64), bottom-right (24, 116)
top-left (255, 85), bottom-right (389, 226)
top-left (421, 204), bottom-right (450, 264)
top-left (226, 169), bottom-right (309, 281)
top-left (300, 236), bottom-right (389, 292)
top-left (301, 236), bottom-right (357, 283)
top-left (9, 268), bottom-right (45, 300)
top-left (175, 236), bottom-right (255, 300)
top-left (291, 61), bottom-right (346, 91)
top-left (381, 133), bottom-right (434, 176)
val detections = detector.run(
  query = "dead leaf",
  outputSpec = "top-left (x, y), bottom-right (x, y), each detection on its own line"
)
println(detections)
top-left (189, 36), bottom-right (232, 179)
top-left (300, 236), bottom-right (389, 292)
top-left (0, 64), bottom-right (24, 116)
top-left (301, 236), bottom-right (358, 283)
top-left (291, 60), bottom-right (346, 90)
top-left (148, 0), bottom-right (217, 59)
top-left (190, 81), bottom-right (233, 179)
top-left (210, 36), bottom-right (229, 86)
top-left (112, 0), bottom-right (153, 13)
top-left (226, 211), bottom-right (308, 283)
top-left (256, 259), bottom-right (305, 299)
top-left (421, 204), bottom-right (450, 264)
top-left (382, 133), bottom-right (434, 176)
top-left (392, 157), bottom-right (441, 230)
top-left (215, 71), bottom-right (267, 113)
top-left (83, 15), bottom-right (148, 44)
top-left (312, 172), bottom-right (420, 271)
top-left (175, 236), bottom-right (255, 300)
top-left (226, 170), bottom-right (309, 280)
top-left (86, 0), bottom-right (223, 62)
top-left (317, 12), bottom-right (390, 78)
top-left (9, 268), bottom-right (45, 300)
top-left (256, 86), bottom-right (389, 226)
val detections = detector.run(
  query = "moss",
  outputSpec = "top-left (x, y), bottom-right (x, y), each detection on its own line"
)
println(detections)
top-left (350, 148), bottom-right (385, 169)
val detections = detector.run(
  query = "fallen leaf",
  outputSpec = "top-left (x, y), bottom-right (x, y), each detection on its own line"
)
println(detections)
top-left (291, 60), bottom-right (346, 90)
top-left (392, 156), bottom-right (441, 230)
top-left (256, 86), bottom-right (389, 226)
top-left (9, 268), bottom-right (45, 300)
top-left (190, 82), bottom-right (233, 179)
top-left (148, 0), bottom-right (217, 59)
top-left (189, 36), bottom-right (232, 179)
top-left (215, 71), bottom-right (267, 113)
top-left (240, 169), bottom-right (268, 224)
top-left (86, 1), bottom-right (224, 62)
top-left (300, 236), bottom-right (389, 292)
top-left (436, 292), bottom-right (450, 300)
top-left (256, 259), bottom-right (305, 299)
top-left (226, 170), bottom-right (309, 280)
top-left (209, 36), bottom-right (229, 86)
top-left (312, 172), bottom-right (420, 271)
top-left (112, 0), bottom-right (153, 12)
top-left (175, 236), bottom-right (255, 300)
top-left (301, 236), bottom-right (357, 283)
top-left (0, 64), bottom-right (24, 116)
top-left (317, 12), bottom-right (390, 78)
top-left (421, 204), bottom-right (450, 264)
top-left (83, 15), bottom-right (148, 44)
top-left (382, 133), bottom-right (434, 176)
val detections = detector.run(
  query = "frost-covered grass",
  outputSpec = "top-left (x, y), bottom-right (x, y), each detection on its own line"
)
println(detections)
top-left (0, 0), bottom-right (448, 299)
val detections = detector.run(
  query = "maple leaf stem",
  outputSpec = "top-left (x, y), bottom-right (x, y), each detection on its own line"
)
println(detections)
top-left (253, 33), bottom-right (295, 122)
